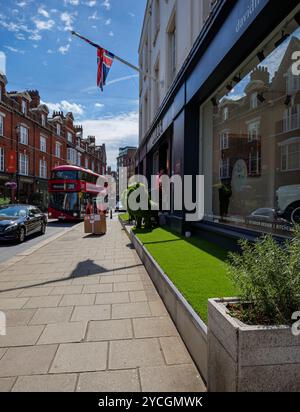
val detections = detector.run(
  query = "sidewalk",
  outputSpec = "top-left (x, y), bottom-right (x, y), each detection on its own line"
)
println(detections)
top-left (0, 218), bottom-right (205, 392)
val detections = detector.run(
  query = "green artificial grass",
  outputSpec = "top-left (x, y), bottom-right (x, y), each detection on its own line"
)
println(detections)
top-left (119, 213), bottom-right (130, 222)
top-left (134, 227), bottom-right (237, 323)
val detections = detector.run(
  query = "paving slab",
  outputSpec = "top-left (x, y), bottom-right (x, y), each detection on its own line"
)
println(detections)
top-left (139, 365), bottom-right (206, 392)
top-left (159, 337), bottom-right (193, 365)
top-left (23, 295), bottom-right (62, 309)
top-left (114, 281), bottom-right (144, 292)
top-left (12, 374), bottom-right (77, 392)
top-left (0, 345), bottom-right (58, 377)
top-left (18, 287), bottom-right (54, 298)
top-left (50, 285), bottom-right (83, 295)
top-left (0, 377), bottom-right (16, 392)
top-left (82, 284), bottom-right (113, 294)
top-left (38, 322), bottom-right (87, 345)
top-left (0, 297), bottom-right (29, 310)
top-left (133, 317), bottom-right (178, 338)
top-left (0, 219), bottom-right (205, 391)
top-left (71, 305), bottom-right (111, 322)
top-left (77, 370), bottom-right (140, 392)
top-left (112, 302), bottom-right (151, 319)
top-left (59, 294), bottom-right (95, 307)
top-left (87, 319), bottom-right (133, 341)
top-left (29, 307), bottom-right (73, 325)
top-left (109, 338), bottom-right (165, 370)
top-left (95, 292), bottom-right (130, 305)
top-left (50, 342), bottom-right (108, 373)
top-left (5, 309), bottom-right (36, 327)
top-left (0, 325), bottom-right (44, 347)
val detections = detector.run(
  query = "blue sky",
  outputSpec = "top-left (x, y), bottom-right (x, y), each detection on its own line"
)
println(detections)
top-left (0, 0), bottom-right (146, 169)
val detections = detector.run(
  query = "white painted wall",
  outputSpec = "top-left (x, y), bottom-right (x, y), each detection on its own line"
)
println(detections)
top-left (139, 0), bottom-right (213, 143)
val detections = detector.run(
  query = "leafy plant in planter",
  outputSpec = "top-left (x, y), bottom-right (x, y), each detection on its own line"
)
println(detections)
top-left (227, 226), bottom-right (300, 325)
top-left (121, 183), bottom-right (157, 230)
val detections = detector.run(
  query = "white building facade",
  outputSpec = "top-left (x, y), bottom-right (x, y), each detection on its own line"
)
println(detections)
top-left (139, 0), bottom-right (213, 144)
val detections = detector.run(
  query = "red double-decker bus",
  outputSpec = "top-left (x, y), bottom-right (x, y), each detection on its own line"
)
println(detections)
top-left (48, 165), bottom-right (105, 221)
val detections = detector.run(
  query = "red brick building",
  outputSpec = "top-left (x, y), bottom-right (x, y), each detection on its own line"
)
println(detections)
top-left (0, 72), bottom-right (107, 210)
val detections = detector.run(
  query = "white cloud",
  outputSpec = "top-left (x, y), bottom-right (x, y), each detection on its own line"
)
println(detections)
top-left (38, 7), bottom-right (49, 18)
top-left (4, 45), bottom-right (25, 54)
top-left (101, 0), bottom-right (111, 10)
top-left (95, 103), bottom-right (104, 108)
top-left (81, 112), bottom-right (138, 168)
top-left (47, 49), bottom-right (54, 54)
top-left (64, 0), bottom-right (80, 5)
top-left (29, 32), bottom-right (42, 41)
top-left (16, 1), bottom-right (27, 7)
top-left (33, 18), bottom-right (55, 31)
top-left (88, 11), bottom-right (99, 20)
top-left (58, 44), bottom-right (70, 54)
top-left (105, 18), bottom-right (111, 25)
top-left (86, 0), bottom-right (97, 6)
top-left (129, 12), bottom-right (135, 18)
top-left (42, 100), bottom-right (85, 116)
top-left (15, 33), bottom-right (25, 40)
top-left (60, 12), bottom-right (75, 31)
top-left (108, 31), bottom-right (114, 37)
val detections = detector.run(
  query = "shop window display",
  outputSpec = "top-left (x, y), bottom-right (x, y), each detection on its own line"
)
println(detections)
top-left (202, 21), bottom-right (300, 236)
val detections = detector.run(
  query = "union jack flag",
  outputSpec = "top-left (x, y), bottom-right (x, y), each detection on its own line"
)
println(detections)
top-left (97, 47), bottom-right (115, 91)
top-left (70, 32), bottom-right (114, 92)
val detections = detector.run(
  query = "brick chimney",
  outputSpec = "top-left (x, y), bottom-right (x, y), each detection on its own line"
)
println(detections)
top-left (28, 90), bottom-right (40, 108)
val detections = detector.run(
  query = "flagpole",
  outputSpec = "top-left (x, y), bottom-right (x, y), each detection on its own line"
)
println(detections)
top-left (71, 30), bottom-right (158, 82)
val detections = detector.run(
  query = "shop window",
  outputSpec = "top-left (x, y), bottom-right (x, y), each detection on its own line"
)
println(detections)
top-left (0, 147), bottom-right (4, 171)
top-left (200, 17), bottom-right (300, 235)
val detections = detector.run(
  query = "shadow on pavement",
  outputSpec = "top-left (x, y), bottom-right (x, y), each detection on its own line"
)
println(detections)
top-left (0, 260), bottom-right (143, 293)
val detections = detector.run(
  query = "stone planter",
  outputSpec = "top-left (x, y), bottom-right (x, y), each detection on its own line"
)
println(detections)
top-left (208, 298), bottom-right (300, 392)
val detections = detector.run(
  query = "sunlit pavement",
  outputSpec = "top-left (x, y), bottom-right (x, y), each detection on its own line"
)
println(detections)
top-left (0, 219), bottom-right (205, 392)
top-left (0, 221), bottom-right (78, 265)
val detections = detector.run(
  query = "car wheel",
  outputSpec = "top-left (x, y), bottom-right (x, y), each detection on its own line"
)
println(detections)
top-left (40, 222), bottom-right (46, 235)
top-left (291, 206), bottom-right (300, 225)
top-left (18, 227), bottom-right (26, 243)
top-left (284, 202), bottom-right (300, 225)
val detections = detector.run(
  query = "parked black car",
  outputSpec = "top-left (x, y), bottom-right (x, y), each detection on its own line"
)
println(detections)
top-left (0, 205), bottom-right (47, 243)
